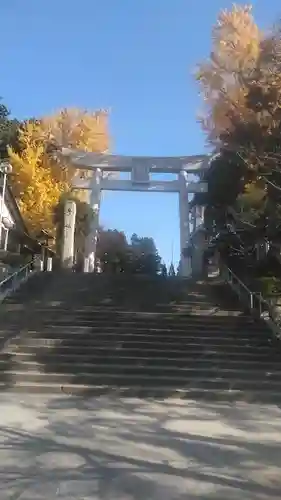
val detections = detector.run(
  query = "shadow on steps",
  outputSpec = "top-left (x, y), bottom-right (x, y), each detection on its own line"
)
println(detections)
top-left (0, 273), bottom-right (281, 403)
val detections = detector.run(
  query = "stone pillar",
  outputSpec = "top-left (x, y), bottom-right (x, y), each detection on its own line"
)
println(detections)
top-left (178, 170), bottom-right (191, 277)
top-left (84, 168), bottom-right (102, 273)
top-left (61, 199), bottom-right (76, 269)
top-left (46, 257), bottom-right (53, 272)
top-left (191, 229), bottom-right (206, 278)
top-left (191, 206), bottom-right (196, 233)
top-left (3, 228), bottom-right (9, 251)
top-left (34, 254), bottom-right (44, 271)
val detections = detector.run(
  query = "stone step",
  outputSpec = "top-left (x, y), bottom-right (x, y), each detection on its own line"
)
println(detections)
top-left (1, 370), bottom-right (281, 390)
top-left (19, 313), bottom-right (255, 322)
top-left (7, 310), bottom-right (256, 320)
top-left (0, 319), bottom-right (256, 327)
top-left (0, 305), bottom-right (257, 315)
top-left (0, 304), bottom-right (245, 313)
top-left (0, 381), bottom-right (280, 403)
top-left (23, 322), bottom-right (266, 338)
top-left (2, 305), bottom-right (252, 316)
top-left (6, 327), bottom-right (268, 340)
top-left (16, 334), bottom-right (274, 349)
top-left (10, 317), bottom-right (265, 331)
top-left (6, 351), bottom-right (281, 368)
top-left (9, 298), bottom-right (221, 306)
top-left (0, 315), bottom-right (260, 325)
top-left (3, 359), bottom-right (281, 380)
top-left (10, 300), bottom-right (221, 310)
top-left (8, 334), bottom-right (274, 348)
top-left (15, 321), bottom-right (267, 332)
top-left (8, 301), bottom-right (222, 311)
top-left (8, 342), bottom-right (276, 356)
top-left (21, 327), bottom-right (272, 340)
top-left (4, 347), bottom-right (277, 362)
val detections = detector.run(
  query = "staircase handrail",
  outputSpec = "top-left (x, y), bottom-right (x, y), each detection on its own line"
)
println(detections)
top-left (223, 265), bottom-right (255, 311)
top-left (223, 264), bottom-right (281, 336)
top-left (254, 293), bottom-right (281, 337)
top-left (0, 261), bottom-right (34, 301)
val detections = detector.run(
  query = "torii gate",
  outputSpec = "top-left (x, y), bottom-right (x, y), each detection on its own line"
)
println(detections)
top-left (60, 148), bottom-right (209, 277)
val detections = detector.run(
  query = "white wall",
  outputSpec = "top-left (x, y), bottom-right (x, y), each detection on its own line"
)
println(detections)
top-left (0, 195), bottom-right (15, 228)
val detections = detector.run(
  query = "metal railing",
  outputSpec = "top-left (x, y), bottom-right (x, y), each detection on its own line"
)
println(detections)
top-left (0, 261), bottom-right (34, 302)
top-left (223, 264), bottom-right (281, 337)
top-left (222, 265), bottom-right (256, 311)
top-left (255, 294), bottom-right (281, 338)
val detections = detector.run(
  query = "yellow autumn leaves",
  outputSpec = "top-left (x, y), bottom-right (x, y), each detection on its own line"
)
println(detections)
top-left (9, 122), bottom-right (68, 235)
top-left (196, 3), bottom-right (281, 219)
top-left (8, 108), bottom-right (109, 239)
top-left (196, 4), bottom-right (262, 143)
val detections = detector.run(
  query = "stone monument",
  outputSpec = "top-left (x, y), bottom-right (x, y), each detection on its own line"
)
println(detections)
top-left (61, 199), bottom-right (76, 268)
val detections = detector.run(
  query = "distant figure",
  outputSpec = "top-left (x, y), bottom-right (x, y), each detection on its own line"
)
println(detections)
top-left (168, 263), bottom-right (176, 276)
top-left (74, 252), bottom-right (84, 273)
top-left (161, 263), bottom-right (168, 277)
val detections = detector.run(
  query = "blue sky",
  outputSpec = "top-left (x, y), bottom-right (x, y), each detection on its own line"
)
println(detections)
top-left (1, 0), bottom-right (280, 265)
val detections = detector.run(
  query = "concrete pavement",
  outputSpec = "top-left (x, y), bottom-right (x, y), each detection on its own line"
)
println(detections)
top-left (0, 393), bottom-right (281, 499)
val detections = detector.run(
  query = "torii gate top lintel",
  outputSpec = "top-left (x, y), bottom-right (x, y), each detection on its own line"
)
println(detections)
top-left (61, 147), bottom-right (209, 174)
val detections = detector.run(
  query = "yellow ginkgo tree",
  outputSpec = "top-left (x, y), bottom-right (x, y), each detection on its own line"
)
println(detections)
top-left (8, 107), bottom-right (111, 257)
top-left (42, 107), bottom-right (111, 252)
top-left (8, 121), bottom-right (70, 237)
top-left (195, 4), bottom-right (281, 244)
top-left (42, 107), bottom-right (110, 153)
top-left (196, 4), bottom-right (261, 145)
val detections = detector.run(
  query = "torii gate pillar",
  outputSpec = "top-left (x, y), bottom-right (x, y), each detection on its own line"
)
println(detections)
top-left (179, 171), bottom-right (192, 277)
top-left (83, 168), bottom-right (102, 273)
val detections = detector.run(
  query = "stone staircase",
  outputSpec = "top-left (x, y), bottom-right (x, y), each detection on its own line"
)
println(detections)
top-left (0, 271), bottom-right (281, 401)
